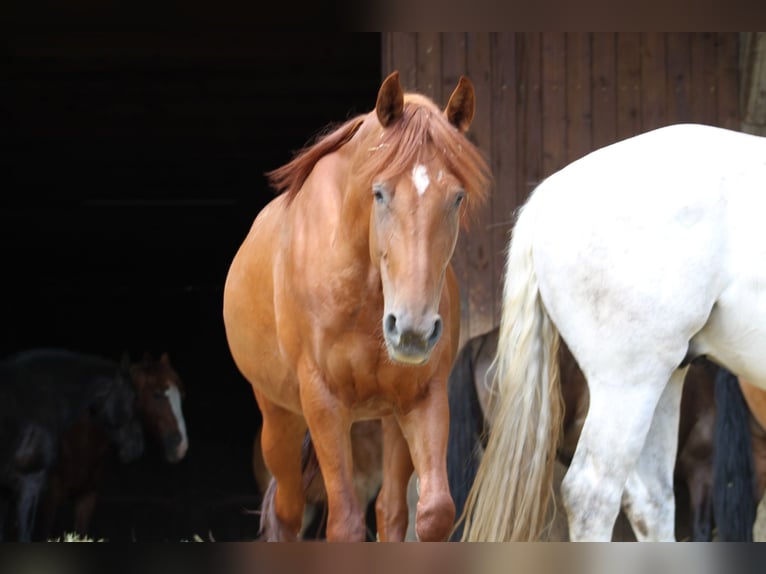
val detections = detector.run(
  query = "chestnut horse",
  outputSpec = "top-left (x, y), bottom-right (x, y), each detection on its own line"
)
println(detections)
top-left (35, 352), bottom-right (189, 539)
top-left (460, 124), bottom-right (766, 541)
top-left (223, 70), bottom-right (490, 541)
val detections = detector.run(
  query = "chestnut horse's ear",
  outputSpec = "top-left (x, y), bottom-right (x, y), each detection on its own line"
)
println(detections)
top-left (444, 75), bottom-right (475, 133)
top-left (376, 71), bottom-right (404, 127)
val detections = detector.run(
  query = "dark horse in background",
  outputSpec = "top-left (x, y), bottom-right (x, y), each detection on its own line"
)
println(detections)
top-left (0, 349), bottom-right (145, 541)
top-left (34, 352), bottom-right (189, 540)
top-left (447, 326), bottom-right (764, 541)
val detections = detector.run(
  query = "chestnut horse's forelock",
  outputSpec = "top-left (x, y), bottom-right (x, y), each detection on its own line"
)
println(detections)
top-left (264, 97), bottom-right (491, 223)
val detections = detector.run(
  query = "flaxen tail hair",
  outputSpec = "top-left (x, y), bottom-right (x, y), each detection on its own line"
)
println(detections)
top-left (458, 190), bottom-right (564, 541)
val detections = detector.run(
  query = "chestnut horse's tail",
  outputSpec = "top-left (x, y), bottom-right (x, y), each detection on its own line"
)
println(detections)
top-left (257, 431), bottom-right (326, 540)
top-left (712, 367), bottom-right (756, 541)
top-left (258, 475), bottom-right (279, 540)
top-left (459, 193), bottom-right (564, 541)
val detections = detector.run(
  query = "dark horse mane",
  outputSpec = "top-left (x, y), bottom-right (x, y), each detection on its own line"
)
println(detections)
top-left (265, 96), bottom-right (491, 225)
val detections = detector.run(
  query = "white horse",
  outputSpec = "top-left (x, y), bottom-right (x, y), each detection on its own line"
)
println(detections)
top-left (460, 123), bottom-right (766, 542)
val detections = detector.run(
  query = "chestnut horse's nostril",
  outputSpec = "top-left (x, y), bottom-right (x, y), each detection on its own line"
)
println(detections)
top-left (428, 317), bottom-right (443, 347)
top-left (384, 313), bottom-right (398, 339)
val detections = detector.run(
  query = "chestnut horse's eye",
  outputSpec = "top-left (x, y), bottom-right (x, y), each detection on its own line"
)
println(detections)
top-left (372, 183), bottom-right (388, 204)
top-left (454, 190), bottom-right (466, 208)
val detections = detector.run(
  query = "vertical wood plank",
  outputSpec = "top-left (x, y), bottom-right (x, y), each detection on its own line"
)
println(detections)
top-left (666, 33), bottom-right (691, 124)
top-left (541, 32), bottom-right (567, 178)
top-left (517, 33), bottom-right (543, 204)
top-left (641, 32), bottom-right (667, 131)
top-left (390, 32), bottom-right (418, 91)
top-left (381, 33), bottom-right (393, 76)
top-left (591, 33), bottom-right (617, 150)
top-left (417, 32), bottom-right (442, 100)
top-left (441, 33), bottom-right (472, 344)
top-left (465, 33), bottom-right (494, 340)
top-left (716, 32), bottom-right (740, 130)
top-left (741, 32), bottom-right (766, 135)
top-left (489, 32), bottom-right (517, 329)
top-left (690, 33), bottom-right (718, 125)
top-left (616, 33), bottom-right (642, 140)
top-left (566, 32), bottom-right (593, 163)
top-left (441, 33), bottom-right (467, 91)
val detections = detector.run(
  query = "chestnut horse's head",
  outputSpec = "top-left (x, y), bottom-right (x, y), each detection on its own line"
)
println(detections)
top-left (360, 71), bottom-right (491, 365)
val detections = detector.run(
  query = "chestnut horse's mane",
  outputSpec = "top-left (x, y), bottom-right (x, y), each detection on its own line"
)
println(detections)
top-left (265, 96), bottom-right (491, 221)
top-left (266, 115), bottom-right (366, 201)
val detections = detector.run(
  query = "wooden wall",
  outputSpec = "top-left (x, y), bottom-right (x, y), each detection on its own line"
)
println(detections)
top-left (382, 33), bottom-right (741, 345)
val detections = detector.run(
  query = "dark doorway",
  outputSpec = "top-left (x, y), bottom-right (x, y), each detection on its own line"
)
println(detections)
top-left (2, 30), bottom-right (382, 541)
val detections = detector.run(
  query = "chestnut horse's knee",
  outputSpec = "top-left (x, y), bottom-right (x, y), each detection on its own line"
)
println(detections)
top-left (415, 490), bottom-right (455, 541)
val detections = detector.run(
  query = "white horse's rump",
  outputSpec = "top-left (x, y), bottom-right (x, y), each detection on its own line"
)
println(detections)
top-left (461, 124), bottom-right (766, 541)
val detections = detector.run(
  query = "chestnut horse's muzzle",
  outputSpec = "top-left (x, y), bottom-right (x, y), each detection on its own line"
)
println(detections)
top-left (383, 312), bottom-right (443, 365)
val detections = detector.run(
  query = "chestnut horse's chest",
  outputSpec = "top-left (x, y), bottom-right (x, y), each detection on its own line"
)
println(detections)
top-left (274, 278), bottom-right (437, 417)
top-left (320, 331), bottom-right (438, 417)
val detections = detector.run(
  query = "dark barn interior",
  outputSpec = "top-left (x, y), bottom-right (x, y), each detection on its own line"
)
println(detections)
top-left (2, 29), bottom-right (382, 540)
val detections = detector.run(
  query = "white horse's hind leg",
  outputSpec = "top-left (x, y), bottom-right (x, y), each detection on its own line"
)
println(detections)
top-left (621, 367), bottom-right (687, 541)
top-left (561, 365), bottom-right (674, 541)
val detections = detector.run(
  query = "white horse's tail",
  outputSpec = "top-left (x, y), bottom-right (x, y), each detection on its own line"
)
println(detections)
top-left (459, 192), bottom-right (563, 541)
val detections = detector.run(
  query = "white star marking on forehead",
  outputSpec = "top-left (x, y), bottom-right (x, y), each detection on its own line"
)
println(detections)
top-left (412, 164), bottom-right (430, 197)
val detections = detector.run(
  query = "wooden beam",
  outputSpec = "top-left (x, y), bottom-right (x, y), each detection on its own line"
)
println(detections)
top-left (741, 32), bottom-right (766, 135)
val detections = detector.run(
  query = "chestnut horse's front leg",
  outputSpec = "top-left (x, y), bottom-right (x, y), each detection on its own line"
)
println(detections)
top-left (375, 415), bottom-right (414, 541)
top-left (398, 380), bottom-right (455, 542)
top-left (298, 363), bottom-right (366, 542)
top-left (257, 391), bottom-right (309, 541)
